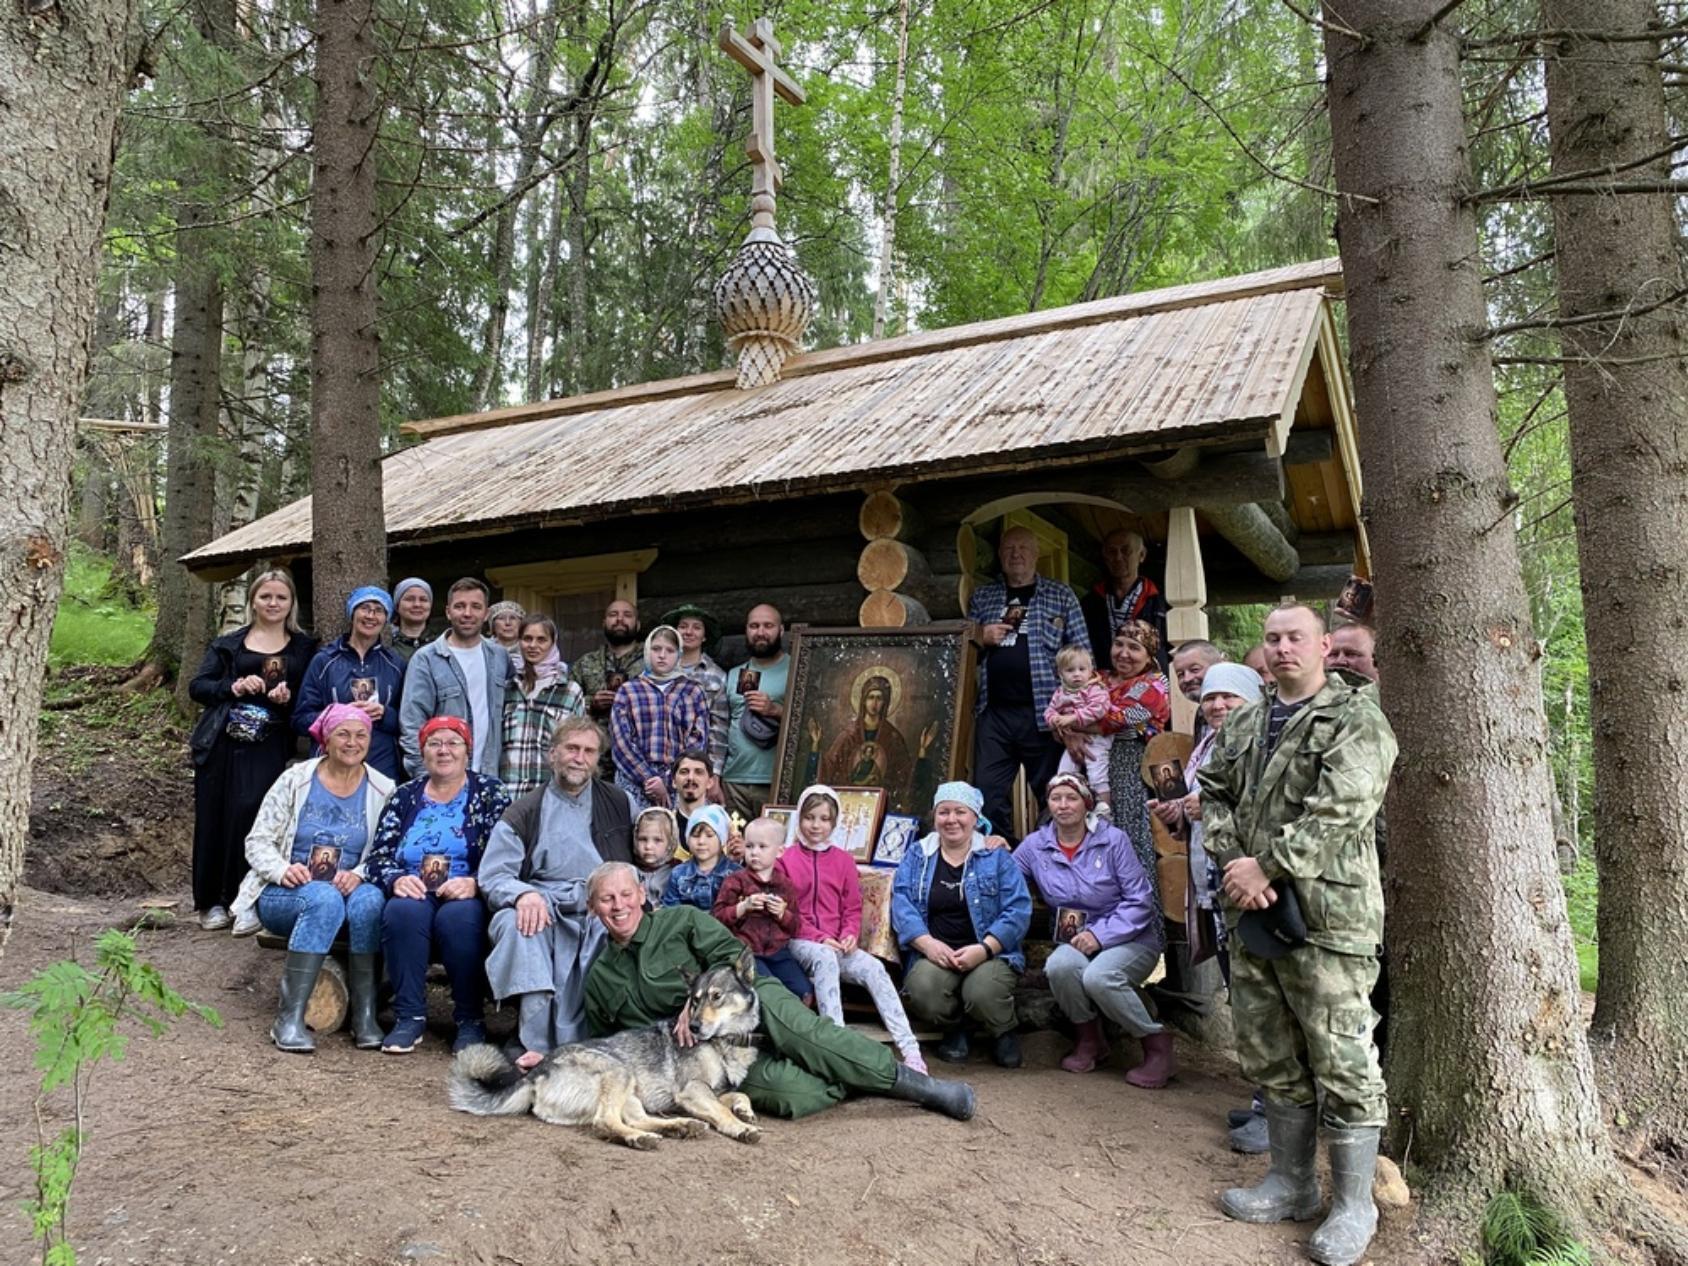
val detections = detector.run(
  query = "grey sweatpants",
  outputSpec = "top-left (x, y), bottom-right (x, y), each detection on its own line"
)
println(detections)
top-left (1044, 940), bottom-right (1163, 1038)
top-left (788, 938), bottom-right (919, 1060)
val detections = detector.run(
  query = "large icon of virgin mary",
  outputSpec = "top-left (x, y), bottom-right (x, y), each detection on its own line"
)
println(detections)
top-left (809, 669), bottom-right (913, 793)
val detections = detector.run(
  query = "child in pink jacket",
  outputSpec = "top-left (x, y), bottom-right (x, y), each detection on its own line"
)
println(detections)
top-left (777, 784), bottom-right (925, 1072)
top-left (1044, 645), bottom-right (1113, 805)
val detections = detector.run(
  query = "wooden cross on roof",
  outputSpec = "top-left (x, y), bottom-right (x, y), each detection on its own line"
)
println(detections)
top-left (719, 17), bottom-right (806, 233)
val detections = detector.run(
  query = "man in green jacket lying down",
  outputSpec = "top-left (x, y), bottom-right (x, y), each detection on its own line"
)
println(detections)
top-left (582, 861), bottom-right (974, 1121)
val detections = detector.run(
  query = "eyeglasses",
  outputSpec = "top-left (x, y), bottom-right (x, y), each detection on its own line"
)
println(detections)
top-left (424, 737), bottom-right (467, 751)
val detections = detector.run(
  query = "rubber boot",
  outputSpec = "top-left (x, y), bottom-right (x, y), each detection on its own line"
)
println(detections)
top-left (1229, 1112), bottom-right (1270, 1154)
top-left (1219, 1100), bottom-right (1323, 1223)
top-left (884, 1065), bottom-right (976, 1121)
top-left (1125, 1031), bottom-right (1176, 1088)
top-left (1060, 1019), bottom-right (1109, 1073)
top-left (347, 954), bottom-right (383, 1050)
top-left (1307, 1127), bottom-right (1380, 1266)
top-left (271, 951), bottom-right (326, 1054)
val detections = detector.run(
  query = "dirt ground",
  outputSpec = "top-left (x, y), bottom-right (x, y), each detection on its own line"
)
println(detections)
top-left (0, 883), bottom-right (1432, 1266)
top-left (3, 682), bottom-right (1431, 1265)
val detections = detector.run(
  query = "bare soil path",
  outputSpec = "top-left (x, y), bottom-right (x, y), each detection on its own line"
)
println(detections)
top-left (0, 884), bottom-right (1429, 1266)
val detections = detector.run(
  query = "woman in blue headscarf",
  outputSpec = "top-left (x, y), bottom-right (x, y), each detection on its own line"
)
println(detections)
top-left (294, 585), bottom-right (408, 781)
top-left (891, 782), bottom-right (1032, 1069)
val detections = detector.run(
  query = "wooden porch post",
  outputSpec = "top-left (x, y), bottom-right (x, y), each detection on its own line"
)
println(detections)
top-left (1164, 506), bottom-right (1208, 734)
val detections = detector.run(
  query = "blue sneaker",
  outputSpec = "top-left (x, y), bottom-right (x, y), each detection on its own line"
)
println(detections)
top-left (381, 1016), bottom-right (426, 1054)
top-left (451, 1020), bottom-right (487, 1054)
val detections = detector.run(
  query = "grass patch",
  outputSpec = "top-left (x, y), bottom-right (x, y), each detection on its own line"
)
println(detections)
top-left (1562, 855), bottom-right (1598, 994)
top-left (49, 546), bottom-right (153, 669)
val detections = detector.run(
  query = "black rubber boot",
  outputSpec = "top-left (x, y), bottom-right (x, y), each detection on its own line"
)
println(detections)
top-left (1219, 1099), bottom-right (1323, 1223)
top-left (991, 1031), bottom-right (1023, 1069)
top-left (271, 951), bottom-right (326, 1054)
top-left (936, 1028), bottom-right (971, 1063)
top-left (885, 1064), bottom-right (976, 1120)
top-left (1308, 1127), bottom-right (1380, 1265)
top-left (347, 954), bottom-right (383, 1050)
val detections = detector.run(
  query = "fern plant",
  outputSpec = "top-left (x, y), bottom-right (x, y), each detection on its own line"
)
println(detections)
top-left (1481, 1189), bottom-right (1594, 1266)
top-left (3, 928), bottom-right (220, 1265)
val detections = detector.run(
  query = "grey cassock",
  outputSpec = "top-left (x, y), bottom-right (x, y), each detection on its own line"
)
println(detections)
top-left (480, 785), bottom-right (607, 1047)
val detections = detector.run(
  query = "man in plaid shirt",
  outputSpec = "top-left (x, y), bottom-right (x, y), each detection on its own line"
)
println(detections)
top-left (967, 526), bottom-right (1088, 841)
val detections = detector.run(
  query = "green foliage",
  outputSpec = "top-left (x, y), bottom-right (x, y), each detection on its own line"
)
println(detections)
top-left (48, 546), bottom-right (154, 669)
top-left (1480, 1190), bottom-right (1592, 1266)
top-left (3, 930), bottom-right (220, 1263)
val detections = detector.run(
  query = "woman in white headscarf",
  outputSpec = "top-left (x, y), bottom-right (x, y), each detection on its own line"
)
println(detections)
top-left (608, 625), bottom-right (711, 812)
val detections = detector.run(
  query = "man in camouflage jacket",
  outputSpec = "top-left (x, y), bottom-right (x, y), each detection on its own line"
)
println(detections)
top-left (1198, 603), bottom-right (1396, 1266)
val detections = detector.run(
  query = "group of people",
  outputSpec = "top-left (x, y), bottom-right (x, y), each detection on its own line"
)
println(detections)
top-left (186, 526), bottom-right (1394, 1266)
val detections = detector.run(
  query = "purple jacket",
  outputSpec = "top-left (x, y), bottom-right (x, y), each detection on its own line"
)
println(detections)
top-left (1012, 819), bottom-right (1162, 951)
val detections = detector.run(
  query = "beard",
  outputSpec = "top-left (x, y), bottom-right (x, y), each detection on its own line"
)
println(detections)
top-left (604, 623), bottom-right (639, 649)
top-left (747, 630), bottom-right (783, 658)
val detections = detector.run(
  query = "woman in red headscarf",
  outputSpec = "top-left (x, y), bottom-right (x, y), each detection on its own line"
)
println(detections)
top-left (363, 715), bottom-right (511, 1054)
top-left (1094, 619), bottom-right (1171, 923)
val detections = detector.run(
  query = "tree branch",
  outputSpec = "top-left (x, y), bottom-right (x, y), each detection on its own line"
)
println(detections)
top-left (1411, 0), bottom-right (1469, 43)
top-left (1483, 285), bottom-right (1688, 340)
top-left (1280, 0), bottom-right (1366, 44)
top-left (1466, 135), bottom-right (1688, 201)
top-left (1464, 24), bottom-right (1688, 51)
top-left (1472, 177), bottom-right (1688, 202)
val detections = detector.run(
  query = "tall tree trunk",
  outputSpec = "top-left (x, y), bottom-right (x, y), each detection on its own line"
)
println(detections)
top-left (158, 264), bottom-right (225, 710)
top-left (871, 0), bottom-right (910, 340)
top-left (309, 0), bottom-right (387, 637)
top-left (469, 179), bottom-right (518, 411)
top-left (150, 0), bottom-right (236, 701)
top-left (0, 0), bottom-right (142, 960)
top-left (1323, 4), bottom-right (1684, 1251)
top-left (562, 111), bottom-right (591, 393)
top-left (1544, 0), bottom-right (1688, 1153)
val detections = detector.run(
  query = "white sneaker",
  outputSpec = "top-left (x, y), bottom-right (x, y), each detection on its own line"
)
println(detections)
top-left (230, 908), bottom-right (262, 938)
top-left (199, 905), bottom-right (232, 931)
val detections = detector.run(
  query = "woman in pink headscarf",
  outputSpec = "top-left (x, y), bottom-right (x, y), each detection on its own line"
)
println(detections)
top-left (230, 703), bottom-right (397, 1054)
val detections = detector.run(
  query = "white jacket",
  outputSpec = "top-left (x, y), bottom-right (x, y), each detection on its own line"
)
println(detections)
top-left (230, 758), bottom-right (397, 919)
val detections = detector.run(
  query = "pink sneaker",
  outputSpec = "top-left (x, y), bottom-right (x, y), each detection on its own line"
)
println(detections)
top-left (901, 1048), bottom-right (928, 1075)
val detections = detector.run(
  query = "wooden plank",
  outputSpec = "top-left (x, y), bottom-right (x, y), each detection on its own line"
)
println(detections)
top-left (1282, 427), bottom-right (1335, 465)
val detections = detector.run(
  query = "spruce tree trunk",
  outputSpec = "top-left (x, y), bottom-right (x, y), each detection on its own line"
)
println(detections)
top-left (309, 0), bottom-right (387, 637)
top-left (1543, 0), bottom-right (1688, 1152)
top-left (0, 0), bottom-right (142, 958)
top-left (1322, 5), bottom-right (1683, 1249)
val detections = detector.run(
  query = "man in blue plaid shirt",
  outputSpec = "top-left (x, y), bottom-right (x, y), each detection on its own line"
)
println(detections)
top-left (967, 526), bottom-right (1088, 841)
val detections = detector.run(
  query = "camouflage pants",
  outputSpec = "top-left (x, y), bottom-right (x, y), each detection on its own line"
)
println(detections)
top-left (1230, 941), bottom-right (1386, 1128)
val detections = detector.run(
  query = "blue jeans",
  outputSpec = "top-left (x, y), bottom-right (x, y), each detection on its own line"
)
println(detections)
top-left (381, 894), bottom-right (487, 1023)
top-left (257, 880), bottom-right (384, 954)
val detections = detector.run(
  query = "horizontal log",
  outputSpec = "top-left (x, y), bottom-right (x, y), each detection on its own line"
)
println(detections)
top-left (857, 539), bottom-right (930, 592)
top-left (642, 538), bottom-right (861, 598)
top-left (859, 590), bottom-right (931, 628)
top-left (1297, 531), bottom-right (1358, 567)
top-left (641, 572), bottom-right (965, 630)
top-left (1282, 428), bottom-right (1335, 466)
top-left (1208, 564), bottom-right (1353, 605)
top-left (1200, 502), bottom-right (1299, 582)
top-left (859, 490), bottom-right (924, 542)
top-left (1258, 498), bottom-right (1299, 546)
top-left (913, 451), bottom-right (1285, 522)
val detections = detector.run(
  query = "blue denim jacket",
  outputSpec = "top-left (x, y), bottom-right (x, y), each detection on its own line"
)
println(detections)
top-left (659, 857), bottom-right (743, 912)
top-left (891, 835), bottom-right (1032, 972)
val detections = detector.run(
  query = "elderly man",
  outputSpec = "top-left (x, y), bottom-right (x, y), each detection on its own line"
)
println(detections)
top-left (967, 525), bottom-right (1088, 840)
top-left (721, 603), bottom-right (788, 821)
top-left (1081, 528), bottom-right (1169, 670)
top-left (582, 860), bottom-right (975, 1121)
top-left (1170, 639), bottom-right (1225, 740)
top-left (1199, 604), bottom-right (1396, 1266)
top-left (571, 599), bottom-right (645, 776)
top-left (1325, 624), bottom-right (1378, 682)
top-left (481, 716), bottom-right (636, 1070)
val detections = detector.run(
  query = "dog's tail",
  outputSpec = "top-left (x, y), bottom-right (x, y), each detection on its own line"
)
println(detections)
top-left (446, 1043), bottom-right (536, 1117)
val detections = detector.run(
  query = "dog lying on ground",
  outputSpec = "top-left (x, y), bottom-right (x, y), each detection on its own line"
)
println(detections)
top-left (447, 947), bottom-right (764, 1149)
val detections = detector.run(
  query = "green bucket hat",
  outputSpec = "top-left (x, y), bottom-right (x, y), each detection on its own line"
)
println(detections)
top-left (659, 603), bottom-right (721, 653)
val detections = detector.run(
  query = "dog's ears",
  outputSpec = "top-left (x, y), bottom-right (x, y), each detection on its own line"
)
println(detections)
top-left (734, 946), bottom-right (756, 987)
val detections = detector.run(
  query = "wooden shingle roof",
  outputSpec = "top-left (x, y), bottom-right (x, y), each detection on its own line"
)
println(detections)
top-left (184, 257), bottom-right (1345, 571)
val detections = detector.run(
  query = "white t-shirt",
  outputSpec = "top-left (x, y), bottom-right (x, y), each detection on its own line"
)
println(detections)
top-left (448, 641), bottom-right (490, 772)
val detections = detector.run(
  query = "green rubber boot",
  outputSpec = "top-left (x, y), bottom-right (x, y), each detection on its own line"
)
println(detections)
top-left (1308, 1127), bottom-right (1380, 1265)
top-left (271, 951), bottom-right (326, 1054)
